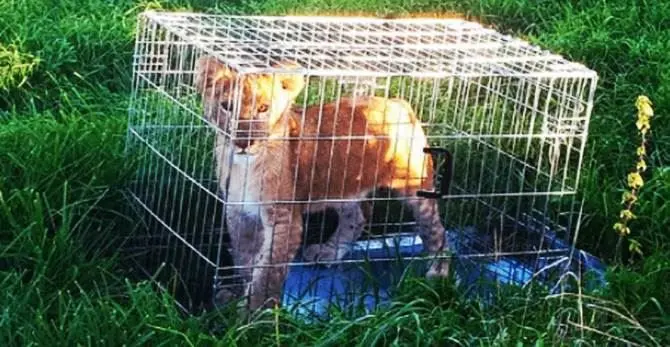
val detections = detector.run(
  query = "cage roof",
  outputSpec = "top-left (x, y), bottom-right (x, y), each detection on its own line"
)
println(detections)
top-left (141, 11), bottom-right (597, 79)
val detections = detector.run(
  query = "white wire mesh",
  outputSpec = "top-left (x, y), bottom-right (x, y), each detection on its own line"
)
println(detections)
top-left (124, 11), bottom-right (598, 314)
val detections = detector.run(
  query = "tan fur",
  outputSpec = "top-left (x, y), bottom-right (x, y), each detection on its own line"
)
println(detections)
top-left (195, 56), bottom-right (450, 311)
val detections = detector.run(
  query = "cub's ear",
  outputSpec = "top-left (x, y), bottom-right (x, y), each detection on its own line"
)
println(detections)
top-left (194, 56), bottom-right (235, 98)
top-left (270, 60), bottom-right (305, 99)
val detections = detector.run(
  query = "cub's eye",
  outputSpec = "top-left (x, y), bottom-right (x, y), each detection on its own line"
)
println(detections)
top-left (257, 104), bottom-right (269, 113)
top-left (219, 101), bottom-right (233, 111)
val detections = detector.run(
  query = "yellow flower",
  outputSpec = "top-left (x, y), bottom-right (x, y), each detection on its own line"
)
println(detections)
top-left (629, 239), bottom-right (643, 255)
top-left (613, 222), bottom-right (631, 235)
top-left (619, 209), bottom-right (636, 221)
top-left (636, 159), bottom-right (647, 172)
top-left (622, 191), bottom-right (638, 205)
top-left (636, 95), bottom-right (651, 105)
top-left (636, 116), bottom-right (651, 135)
top-left (635, 95), bottom-right (654, 117)
top-left (627, 172), bottom-right (644, 189)
top-left (638, 105), bottom-right (654, 118)
top-left (637, 146), bottom-right (646, 157)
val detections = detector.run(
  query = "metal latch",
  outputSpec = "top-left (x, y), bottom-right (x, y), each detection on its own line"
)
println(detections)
top-left (417, 147), bottom-right (453, 199)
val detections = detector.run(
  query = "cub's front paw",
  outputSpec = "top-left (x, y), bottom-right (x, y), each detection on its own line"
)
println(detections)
top-left (214, 287), bottom-right (240, 306)
top-left (302, 243), bottom-right (343, 264)
top-left (426, 259), bottom-right (451, 279)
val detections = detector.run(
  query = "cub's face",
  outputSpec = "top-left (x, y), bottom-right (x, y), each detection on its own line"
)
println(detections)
top-left (194, 56), bottom-right (305, 149)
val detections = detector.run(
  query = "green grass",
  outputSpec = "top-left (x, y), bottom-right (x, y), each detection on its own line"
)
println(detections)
top-left (1, 0), bottom-right (669, 345)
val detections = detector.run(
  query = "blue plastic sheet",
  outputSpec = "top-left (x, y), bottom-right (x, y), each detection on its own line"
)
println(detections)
top-left (281, 225), bottom-right (607, 320)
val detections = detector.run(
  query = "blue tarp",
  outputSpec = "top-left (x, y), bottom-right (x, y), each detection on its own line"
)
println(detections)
top-left (281, 226), bottom-right (607, 320)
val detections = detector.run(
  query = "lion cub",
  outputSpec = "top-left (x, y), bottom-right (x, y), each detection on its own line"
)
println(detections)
top-left (194, 56), bottom-right (450, 311)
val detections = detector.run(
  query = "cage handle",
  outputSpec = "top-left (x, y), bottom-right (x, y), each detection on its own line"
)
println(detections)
top-left (416, 147), bottom-right (453, 199)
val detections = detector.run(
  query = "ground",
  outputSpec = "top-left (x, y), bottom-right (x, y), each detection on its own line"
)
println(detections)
top-left (1, 0), bottom-right (669, 345)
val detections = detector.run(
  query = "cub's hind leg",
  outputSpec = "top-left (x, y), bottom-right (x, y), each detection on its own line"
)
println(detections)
top-left (386, 113), bottom-right (450, 278)
top-left (302, 201), bottom-right (366, 264)
top-left (404, 196), bottom-right (450, 278)
top-left (390, 157), bottom-right (450, 278)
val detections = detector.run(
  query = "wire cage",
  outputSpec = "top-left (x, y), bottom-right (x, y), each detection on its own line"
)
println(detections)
top-left (123, 11), bottom-right (601, 316)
